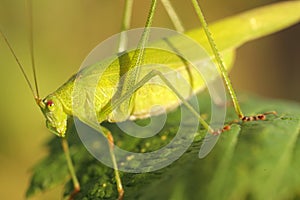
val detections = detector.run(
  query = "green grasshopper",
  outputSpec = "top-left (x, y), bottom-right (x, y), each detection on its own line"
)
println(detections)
top-left (1, 0), bottom-right (299, 199)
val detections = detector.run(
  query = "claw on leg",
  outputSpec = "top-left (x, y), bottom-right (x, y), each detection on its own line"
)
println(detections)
top-left (117, 189), bottom-right (124, 200)
top-left (211, 111), bottom-right (277, 136)
top-left (68, 186), bottom-right (80, 200)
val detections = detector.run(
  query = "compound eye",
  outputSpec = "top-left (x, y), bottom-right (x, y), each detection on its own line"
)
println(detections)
top-left (46, 100), bottom-right (54, 109)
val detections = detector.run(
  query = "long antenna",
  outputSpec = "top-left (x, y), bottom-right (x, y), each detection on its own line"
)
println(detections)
top-left (26, 0), bottom-right (40, 100)
top-left (0, 29), bottom-right (38, 100)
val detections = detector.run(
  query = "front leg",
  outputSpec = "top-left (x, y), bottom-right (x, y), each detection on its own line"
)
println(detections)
top-left (99, 125), bottom-right (124, 200)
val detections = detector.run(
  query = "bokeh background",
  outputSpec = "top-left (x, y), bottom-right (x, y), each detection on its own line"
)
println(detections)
top-left (0, 0), bottom-right (299, 199)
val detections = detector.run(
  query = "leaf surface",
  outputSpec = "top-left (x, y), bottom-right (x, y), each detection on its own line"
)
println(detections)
top-left (27, 92), bottom-right (300, 200)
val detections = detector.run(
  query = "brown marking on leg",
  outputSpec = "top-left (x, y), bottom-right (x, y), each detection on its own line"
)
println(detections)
top-left (222, 125), bottom-right (231, 131)
top-left (239, 114), bottom-right (244, 119)
top-left (241, 111), bottom-right (277, 123)
top-left (117, 188), bottom-right (124, 200)
top-left (211, 110), bottom-right (278, 137)
top-left (68, 186), bottom-right (80, 200)
top-left (107, 132), bottom-right (115, 148)
top-left (257, 114), bottom-right (265, 120)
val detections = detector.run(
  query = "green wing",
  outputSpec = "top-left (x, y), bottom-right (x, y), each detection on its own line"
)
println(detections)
top-left (54, 0), bottom-right (300, 122)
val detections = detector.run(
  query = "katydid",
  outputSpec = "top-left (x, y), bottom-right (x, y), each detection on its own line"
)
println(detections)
top-left (1, 0), bottom-right (299, 199)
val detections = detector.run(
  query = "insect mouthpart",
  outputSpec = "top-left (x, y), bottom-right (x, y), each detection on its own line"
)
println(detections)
top-left (46, 117), bottom-right (67, 137)
top-left (54, 123), bottom-right (67, 137)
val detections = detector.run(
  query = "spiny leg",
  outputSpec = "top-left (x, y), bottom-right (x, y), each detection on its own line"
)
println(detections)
top-left (61, 138), bottom-right (80, 200)
top-left (94, 1), bottom-right (158, 199)
top-left (190, 0), bottom-right (242, 118)
top-left (113, 0), bottom-right (158, 118)
top-left (190, 0), bottom-right (276, 129)
top-left (106, 1), bottom-right (158, 196)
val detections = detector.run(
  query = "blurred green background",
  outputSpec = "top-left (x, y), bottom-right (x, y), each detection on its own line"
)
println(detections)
top-left (0, 0), bottom-right (299, 199)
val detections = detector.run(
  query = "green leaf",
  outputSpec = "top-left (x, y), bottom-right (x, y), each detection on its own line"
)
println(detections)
top-left (27, 92), bottom-right (300, 200)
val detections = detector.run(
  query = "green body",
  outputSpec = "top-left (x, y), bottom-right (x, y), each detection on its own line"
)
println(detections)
top-left (42, 32), bottom-right (234, 137)
top-left (39, 0), bottom-right (300, 137)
